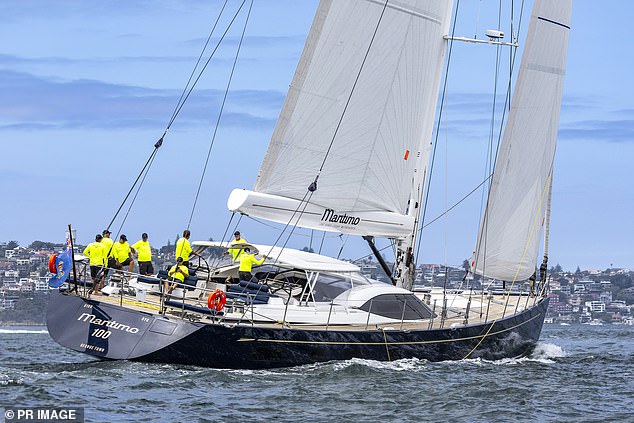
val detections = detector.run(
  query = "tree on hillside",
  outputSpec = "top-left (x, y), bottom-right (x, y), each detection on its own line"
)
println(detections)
top-left (610, 273), bottom-right (633, 290)
top-left (550, 263), bottom-right (563, 273)
top-left (29, 241), bottom-right (60, 250)
top-left (7, 240), bottom-right (19, 249)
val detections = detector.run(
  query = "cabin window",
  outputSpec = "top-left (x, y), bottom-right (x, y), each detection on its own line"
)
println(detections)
top-left (312, 273), bottom-right (353, 302)
top-left (359, 294), bottom-right (434, 320)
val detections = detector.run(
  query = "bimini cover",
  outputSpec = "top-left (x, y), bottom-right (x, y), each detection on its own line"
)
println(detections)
top-left (193, 241), bottom-right (359, 273)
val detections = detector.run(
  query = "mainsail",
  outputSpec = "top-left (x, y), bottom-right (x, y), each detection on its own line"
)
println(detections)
top-left (471, 0), bottom-right (572, 281)
top-left (229, 0), bottom-right (452, 237)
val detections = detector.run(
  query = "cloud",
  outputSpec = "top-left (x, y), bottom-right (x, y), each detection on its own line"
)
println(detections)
top-left (441, 92), bottom-right (634, 144)
top-left (0, 69), bottom-right (283, 130)
top-left (559, 119), bottom-right (634, 143)
top-left (185, 34), bottom-right (305, 51)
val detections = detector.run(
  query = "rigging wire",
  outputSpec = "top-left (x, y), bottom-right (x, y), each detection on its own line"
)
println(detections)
top-left (309, 0), bottom-right (390, 188)
top-left (464, 0), bottom-right (549, 359)
top-left (318, 231), bottom-right (326, 254)
top-left (470, 0), bottom-right (526, 277)
top-left (414, 0), bottom-right (461, 264)
top-left (104, 1), bottom-right (243, 232)
top-left (351, 176), bottom-right (491, 263)
top-left (187, 0), bottom-right (253, 229)
top-left (353, 1), bottom-right (526, 274)
top-left (261, 0), bottom-right (391, 266)
top-left (165, 0), bottom-right (249, 133)
top-left (206, 212), bottom-right (239, 271)
top-left (474, 0), bottom-right (505, 282)
top-left (106, 147), bottom-right (159, 232)
top-left (244, 215), bottom-right (341, 239)
top-left (113, 151), bottom-right (158, 240)
top-left (336, 234), bottom-right (348, 260)
top-left (167, 0), bottom-right (230, 130)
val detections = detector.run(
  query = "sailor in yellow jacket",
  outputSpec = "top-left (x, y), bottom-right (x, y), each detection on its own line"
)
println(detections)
top-left (175, 229), bottom-right (199, 266)
top-left (112, 234), bottom-right (135, 273)
top-left (166, 257), bottom-right (189, 294)
top-left (238, 248), bottom-right (266, 282)
top-left (132, 232), bottom-right (153, 276)
top-left (226, 230), bottom-right (248, 262)
top-left (83, 234), bottom-right (106, 294)
top-left (100, 229), bottom-right (115, 277)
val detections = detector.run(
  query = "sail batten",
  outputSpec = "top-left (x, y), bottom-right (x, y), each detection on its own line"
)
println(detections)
top-left (236, 0), bottom-right (452, 237)
top-left (471, 0), bottom-right (572, 281)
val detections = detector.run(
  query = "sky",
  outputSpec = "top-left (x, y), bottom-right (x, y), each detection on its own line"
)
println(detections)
top-left (0, 0), bottom-right (632, 271)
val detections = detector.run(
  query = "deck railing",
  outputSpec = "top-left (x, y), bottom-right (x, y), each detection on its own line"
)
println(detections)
top-left (64, 264), bottom-right (543, 331)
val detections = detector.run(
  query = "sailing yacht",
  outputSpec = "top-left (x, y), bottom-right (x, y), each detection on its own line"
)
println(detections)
top-left (47, 0), bottom-right (571, 368)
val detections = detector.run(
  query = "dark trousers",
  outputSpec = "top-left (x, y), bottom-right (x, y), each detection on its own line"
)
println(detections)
top-left (238, 271), bottom-right (256, 282)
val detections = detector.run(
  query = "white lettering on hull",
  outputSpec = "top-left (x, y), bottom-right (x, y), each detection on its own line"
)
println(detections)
top-left (77, 312), bottom-right (140, 334)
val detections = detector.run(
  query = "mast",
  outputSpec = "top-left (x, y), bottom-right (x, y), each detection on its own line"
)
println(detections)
top-left (394, 164), bottom-right (428, 290)
top-left (540, 169), bottom-right (554, 290)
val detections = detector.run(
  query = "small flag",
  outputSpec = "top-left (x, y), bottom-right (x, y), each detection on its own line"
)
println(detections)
top-left (48, 232), bottom-right (73, 288)
top-left (48, 251), bottom-right (71, 288)
top-left (403, 150), bottom-right (410, 160)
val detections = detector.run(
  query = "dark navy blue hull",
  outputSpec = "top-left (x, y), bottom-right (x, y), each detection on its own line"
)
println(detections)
top-left (47, 291), bottom-right (549, 369)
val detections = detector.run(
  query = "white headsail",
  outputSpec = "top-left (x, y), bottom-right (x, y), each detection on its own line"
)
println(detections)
top-left (471, 0), bottom-right (572, 281)
top-left (229, 0), bottom-right (452, 237)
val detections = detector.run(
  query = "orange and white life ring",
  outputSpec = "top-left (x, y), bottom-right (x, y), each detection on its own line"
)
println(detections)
top-left (207, 289), bottom-right (227, 312)
top-left (48, 254), bottom-right (58, 273)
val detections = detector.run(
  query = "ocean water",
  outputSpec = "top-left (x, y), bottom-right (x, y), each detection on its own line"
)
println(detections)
top-left (1, 325), bottom-right (632, 423)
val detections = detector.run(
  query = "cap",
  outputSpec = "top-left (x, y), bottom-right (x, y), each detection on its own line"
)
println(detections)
top-left (234, 231), bottom-right (240, 236)
top-left (142, 232), bottom-right (148, 238)
top-left (120, 234), bottom-right (127, 241)
top-left (96, 234), bottom-right (103, 241)
top-left (102, 229), bottom-right (111, 235)
top-left (176, 257), bottom-right (183, 262)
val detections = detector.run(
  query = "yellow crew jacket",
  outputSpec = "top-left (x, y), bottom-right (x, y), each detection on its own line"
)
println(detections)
top-left (100, 236), bottom-right (114, 258)
top-left (175, 237), bottom-right (192, 262)
top-left (132, 240), bottom-right (152, 262)
top-left (239, 253), bottom-right (264, 273)
top-left (227, 237), bottom-right (248, 261)
top-left (112, 241), bottom-right (131, 262)
top-left (168, 263), bottom-right (189, 283)
top-left (83, 242), bottom-right (106, 266)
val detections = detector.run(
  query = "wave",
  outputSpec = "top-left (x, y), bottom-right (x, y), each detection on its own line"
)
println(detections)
top-left (531, 342), bottom-right (566, 359)
top-left (332, 357), bottom-right (426, 372)
top-left (440, 342), bottom-right (565, 367)
top-left (0, 328), bottom-right (48, 334)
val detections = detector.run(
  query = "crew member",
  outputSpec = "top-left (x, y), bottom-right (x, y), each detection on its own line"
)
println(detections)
top-left (100, 229), bottom-right (115, 276)
top-left (175, 229), bottom-right (199, 266)
top-left (226, 230), bottom-right (248, 262)
top-left (132, 233), bottom-right (153, 276)
top-left (83, 234), bottom-right (106, 295)
top-left (238, 248), bottom-right (265, 282)
top-left (112, 234), bottom-right (135, 273)
top-left (166, 257), bottom-right (189, 294)
top-left (529, 272), bottom-right (537, 297)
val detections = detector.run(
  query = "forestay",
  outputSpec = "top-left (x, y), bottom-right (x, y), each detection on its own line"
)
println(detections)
top-left (471, 0), bottom-right (572, 281)
top-left (230, 0), bottom-right (452, 237)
